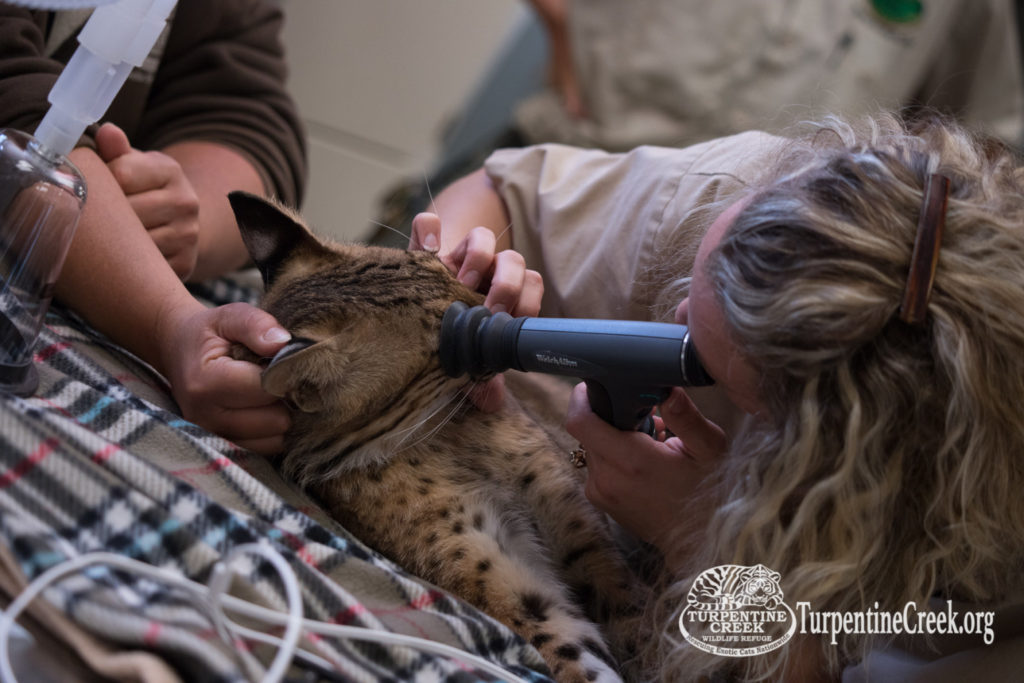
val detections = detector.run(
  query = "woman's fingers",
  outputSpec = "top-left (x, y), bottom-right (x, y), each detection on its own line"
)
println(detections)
top-left (660, 387), bottom-right (727, 463)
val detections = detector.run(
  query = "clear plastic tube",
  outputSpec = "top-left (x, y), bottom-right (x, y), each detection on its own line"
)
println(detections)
top-left (34, 0), bottom-right (178, 157)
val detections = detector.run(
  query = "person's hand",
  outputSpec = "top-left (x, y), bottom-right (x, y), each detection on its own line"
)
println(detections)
top-left (528, 0), bottom-right (586, 118)
top-left (95, 122), bottom-right (200, 280)
top-left (411, 212), bottom-right (543, 413)
top-left (158, 301), bottom-right (293, 455)
top-left (565, 384), bottom-right (726, 560)
top-left (410, 212), bottom-right (543, 316)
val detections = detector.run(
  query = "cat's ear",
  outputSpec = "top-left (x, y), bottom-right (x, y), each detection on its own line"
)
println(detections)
top-left (228, 191), bottom-right (324, 288)
top-left (262, 336), bottom-right (349, 413)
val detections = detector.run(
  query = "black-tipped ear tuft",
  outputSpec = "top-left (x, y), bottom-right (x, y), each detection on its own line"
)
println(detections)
top-left (229, 191), bottom-right (318, 288)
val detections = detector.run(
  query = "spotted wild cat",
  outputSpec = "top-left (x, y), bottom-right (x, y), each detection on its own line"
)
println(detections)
top-left (228, 192), bottom-right (643, 683)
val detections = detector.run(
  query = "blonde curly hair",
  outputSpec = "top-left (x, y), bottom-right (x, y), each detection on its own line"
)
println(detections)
top-left (646, 113), bottom-right (1024, 681)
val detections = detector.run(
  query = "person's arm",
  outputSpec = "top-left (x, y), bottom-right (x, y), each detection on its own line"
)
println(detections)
top-left (59, 146), bottom-right (292, 454)
top-left (137, 0), bottom-right (307, 204)
top-left (94, 125), bottom-right (267, 283)
top-left (60, 148), bottom-right (194, 366)
top-left (122, 0), bottom-right (306, 281)
top-left (523, 0), bottom-right (586, 118)
top-left (162, 140), bottom-right (265, 281)
top-left (439, 143), bottom-right (722, 321)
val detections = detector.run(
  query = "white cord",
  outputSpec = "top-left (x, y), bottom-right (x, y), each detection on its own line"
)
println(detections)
top-left (215, 593), bottom-right (533, 682)
top-left (208, 541), bottom-right (305, 683)
top-left (0, 546), bottom-right (531, 683)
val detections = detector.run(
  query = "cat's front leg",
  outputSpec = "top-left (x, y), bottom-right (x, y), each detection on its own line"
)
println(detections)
top-left (510, 448), bottom-right (649, 663)
top-left (322, 476), bottom-right (625, 683)
top-left (413, 506), bottom-right (625, 683)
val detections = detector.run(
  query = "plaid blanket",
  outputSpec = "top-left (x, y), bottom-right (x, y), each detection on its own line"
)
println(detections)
top-left (0, 276), bottom-right (552, 683)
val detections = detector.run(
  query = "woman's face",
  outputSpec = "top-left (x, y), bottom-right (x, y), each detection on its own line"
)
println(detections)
top-left (675, 200), bottom-right (763, 415)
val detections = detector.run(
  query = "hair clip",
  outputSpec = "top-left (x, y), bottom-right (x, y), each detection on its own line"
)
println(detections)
top-left (898, 173), bottom-right (950, 325)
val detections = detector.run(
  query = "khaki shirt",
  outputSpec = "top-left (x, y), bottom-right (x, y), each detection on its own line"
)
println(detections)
top-left (485, 131), bottom-right (785, 321)
top-left (517, 0), bottom-right (1024, 150)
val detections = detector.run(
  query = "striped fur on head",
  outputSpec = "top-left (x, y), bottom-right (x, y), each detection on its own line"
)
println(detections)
top-left (229, 191), bottom-right (484, 480)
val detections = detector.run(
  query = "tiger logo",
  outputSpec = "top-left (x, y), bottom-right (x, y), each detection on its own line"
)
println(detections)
top-left (679, 563), bottom-right (796, 657)
top-left (687, 564), bottom-right (783, 611)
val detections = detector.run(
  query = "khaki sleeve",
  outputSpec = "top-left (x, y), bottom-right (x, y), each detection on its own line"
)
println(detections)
top-left (484, 131), bottom-right (785, 320)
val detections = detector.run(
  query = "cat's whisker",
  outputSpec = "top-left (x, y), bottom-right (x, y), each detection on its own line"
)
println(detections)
top-left (494, 221), bottom-right (514, 246)
top-left (367, 218), bottom-right (411, 245)
top-left (423, 170), bottom-right (439, 222)
top-left (392, 381), bottom-right (473, 453)
top-left (389, 400), bottom-right (446, 449)
top-left (388, 375), bottom-right (460, 438)
top-left (386, 383), bottom-right (454, 447)
top-left (402, 388), bottom-right (471, 451)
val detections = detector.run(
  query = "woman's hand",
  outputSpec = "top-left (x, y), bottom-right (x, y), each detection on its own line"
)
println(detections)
top-left (565, 384), bottom-right (726, 561)
top-left (411, 212), bottom-right (543, 316)
top-left (96, 123), bottom-right (201, 280)
top-left (157, 301), bottom-right (293, 455)
top-left (411, 211), bottom-right (543, 413)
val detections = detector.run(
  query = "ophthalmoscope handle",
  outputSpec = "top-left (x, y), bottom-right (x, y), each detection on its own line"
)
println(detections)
top-left (439, 302), bottom-right (714, 433)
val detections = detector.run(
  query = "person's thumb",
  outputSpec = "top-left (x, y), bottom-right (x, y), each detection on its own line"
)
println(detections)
top-left (660, 387), bottom-right (726, 462)
top-left (410, 212), bottom-right (441, 253)
top-left (214, 303), bottom-right (291, 358)
top-left (95, 122), bottom-right (133, 162)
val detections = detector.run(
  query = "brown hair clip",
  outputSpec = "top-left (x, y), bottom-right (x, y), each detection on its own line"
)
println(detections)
top-left (898, 173), bottom-right (951, 325)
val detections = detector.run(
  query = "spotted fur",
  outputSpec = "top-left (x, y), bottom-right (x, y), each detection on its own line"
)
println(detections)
top-left (229, 193), bottom-right (643, 683)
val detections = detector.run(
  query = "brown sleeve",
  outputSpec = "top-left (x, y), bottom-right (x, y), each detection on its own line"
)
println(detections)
top-left (134, 0), bottom-right (308, 208)
top-left (0, 7), bottom-right (80, 142)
